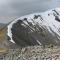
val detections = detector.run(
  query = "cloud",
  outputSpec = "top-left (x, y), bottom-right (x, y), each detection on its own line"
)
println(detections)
top-left (0, 0), bottom-right (60, 23)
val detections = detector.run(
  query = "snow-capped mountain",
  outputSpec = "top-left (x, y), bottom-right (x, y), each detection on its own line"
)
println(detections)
top-left (7, 8), bottom-right (60, 47)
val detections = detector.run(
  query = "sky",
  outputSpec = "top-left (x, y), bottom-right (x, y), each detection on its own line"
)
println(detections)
top-left (0, 0), bottom-right (60, 23)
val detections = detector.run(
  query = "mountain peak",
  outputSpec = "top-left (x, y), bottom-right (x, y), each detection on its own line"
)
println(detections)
top-left (7, 8), bottom-right (60, 47)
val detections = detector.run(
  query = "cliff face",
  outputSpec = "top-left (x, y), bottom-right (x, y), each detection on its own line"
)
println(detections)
top-left (7, 8), bottom-right (60, 47)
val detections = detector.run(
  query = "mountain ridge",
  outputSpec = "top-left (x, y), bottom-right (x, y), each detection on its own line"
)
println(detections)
top-left (7, 8), bottom-right (60, 47)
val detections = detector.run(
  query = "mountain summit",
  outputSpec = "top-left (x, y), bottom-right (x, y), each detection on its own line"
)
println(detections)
top-left (7, 8), bottom-right (60, 47)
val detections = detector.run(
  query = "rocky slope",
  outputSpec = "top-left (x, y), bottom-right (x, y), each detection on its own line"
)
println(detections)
top-left (1, 46), bottom-right (60, 60)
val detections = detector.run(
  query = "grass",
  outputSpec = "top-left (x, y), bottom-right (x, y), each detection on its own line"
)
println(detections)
top-left (0, 29), bottom-right (6, 41)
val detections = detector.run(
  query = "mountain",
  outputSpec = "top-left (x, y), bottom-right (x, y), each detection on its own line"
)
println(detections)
top-left (7, 8), bottom-right (60, 47)
top-left (0, 23), bottom-right (5, 27)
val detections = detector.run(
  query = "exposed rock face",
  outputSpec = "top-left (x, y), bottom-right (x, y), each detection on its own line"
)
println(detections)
top-left (7, 8), bottom-right (60, 47)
